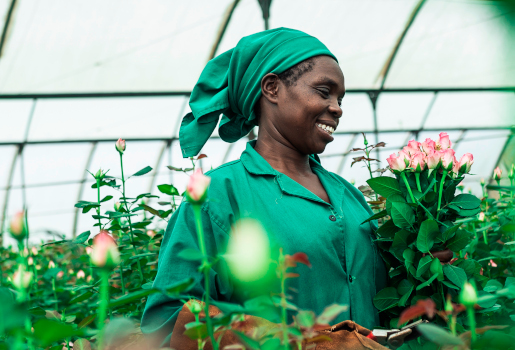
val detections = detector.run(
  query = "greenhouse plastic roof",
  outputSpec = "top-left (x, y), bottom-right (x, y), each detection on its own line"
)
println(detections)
top-left (0, 0), bottom-right (514, 244)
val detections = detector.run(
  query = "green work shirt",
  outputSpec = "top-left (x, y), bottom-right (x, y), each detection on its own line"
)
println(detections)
top-left (141, 140), bottom-right (387, 344)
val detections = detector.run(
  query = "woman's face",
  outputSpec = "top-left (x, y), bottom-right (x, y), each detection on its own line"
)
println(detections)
top-left (271, 55), bottom-right (345, 155)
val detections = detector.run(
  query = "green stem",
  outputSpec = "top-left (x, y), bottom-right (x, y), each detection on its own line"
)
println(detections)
top-left (119, 262), bottom-right (126, 295)
top-left (467, 307), bottom-right (477, 344)
top-left (52, 278), bottom-right (58, 311)
top-left (400, 172), bottom-right (416, 203)
top-left (119, 154), bottom-right (145, 282)
top-left (192, 204), bottom-right (218, 350)
top-left (436, 170), bottom-right (448, 221)
top-left (194, 313), bottom-right (202, 350)
top-left (97, 270), bottom-right (110, 350)
top-left (433, 171), bottom-right (438, 192)
top-left (415, 173), bottom-right (422, 192)
top-left (96, 178), bottom-right (102, 228)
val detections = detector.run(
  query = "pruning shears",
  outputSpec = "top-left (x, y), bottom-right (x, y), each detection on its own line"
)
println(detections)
top-left (371, 319), bottom-right (428, 348)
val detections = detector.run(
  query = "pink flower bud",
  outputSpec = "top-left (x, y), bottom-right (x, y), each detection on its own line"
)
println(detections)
top-left (86, 275), bottom-right (93, 283)
top-left (115, 138), bottom-right (126, 154)
top-left (9, 211), bottom-right (27, 241)
top-left (457, 153), bottom-right (474, 174)
top-left (90, 230), bottom-right (120, 268)
top-left (56, 271), bottom-right (64, 279)
top-left (426, 150), bottom-right (441, 169)
top-left (437, 132), bottom-right (452, 150)
top-left (409, 152), bottom-right (426, 172)
top-left (489, 259), bottom-right (497, 268)
top-left (421, 138), bottom-right (436, 154)
top-left (403, 140), bottom-right (421, 156)
top-left (493, 167), bottom-right (502, 181)
top-left (48, 261), bottom-right (56, 269)
top-left (478, 212), bottom-right (485, 221)
top-left (77, 270), bottom-right (85, 279)
top-left (31, 246), bottom-right (38, 256)
top-left (12, 265), bottom-right (33, 289)
top-left (147, 230), bottom-right (156, 238)
top-left (85, 246), bottom-right (93, 255)
top-left (387, 151), bottom-right (409, 173)
top-left (114, 202), bottom-right (122, 211)
top-left (440, 149), bottom-right (455, 171)
top-left (186, 168), bottom-right (211, 204)
top-left (28, 257), bottom-right (34, 266)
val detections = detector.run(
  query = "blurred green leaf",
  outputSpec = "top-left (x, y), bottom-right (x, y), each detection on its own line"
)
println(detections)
top-left (446, 230), bottom-right (470, 252)
top-left (131, 166), bottom-right (152, 177)
top-left (417, 220), bottom-right (439, 253)
top-left (78, 314), bottom-right (96, 329)
top-left (158, 184), bottom-right (180, 196)
top-left (73, 230), bottom-right (91, 244)
top-left (417, 323), bottom-right (463, 345)
top-left (33, 319), bottom-right (82, 347)
top-left (73, 339), bottom-right (91, 350)
top-left (373, 287), bottom-right (399, 311)
top-left (483, 279), bottom-right (503, 293)
top-left (443, 265), bottom-right (466, 288)
top-left (367, 177), bottom-right (402, 198)
top-left (316, 303), bottom-right (348, 325)
top-left (416, 255), bottom-right (432, 278)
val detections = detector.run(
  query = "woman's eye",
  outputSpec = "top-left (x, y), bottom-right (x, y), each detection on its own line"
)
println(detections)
top-left (317, 88), bottom-right (330, 97)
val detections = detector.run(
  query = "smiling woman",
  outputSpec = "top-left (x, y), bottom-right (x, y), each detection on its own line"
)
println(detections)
top-left (141, 28), bottom-right (388, 349)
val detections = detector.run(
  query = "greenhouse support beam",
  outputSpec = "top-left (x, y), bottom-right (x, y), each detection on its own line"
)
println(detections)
top-left (0, 87), bottom-right (514, 99)
top-left (208, 0), bottom-right (240, 60)
top-left (0, 0), bottom-right (17, 58)
top-left (336, 133), bottom-right (358, 175)
top-left (0, 145), bottom-right (20, 244)
top-left (376, 0), bottom-right (427, 89)
top-left (492, 132), bottom-right (514, 179)
top-left (148, 140), bottom-right (170, 194)
top-left (72, 142), bottom-right (98, 238)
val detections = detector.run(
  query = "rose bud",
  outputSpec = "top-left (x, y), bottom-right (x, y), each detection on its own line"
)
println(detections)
top-left (12, 265), bottom-right (33, 289)
top-left (48, 261), bottom-right (56, 269)
top-left (440, 149), bottom-right (455, 171)
top-left (436, 132), bottom-right (452, 150)
top-left (409, 152), bottom-right (426, 172)
top-left (28, 257), bottom-right (34, 266)
top-left (85, 246), bottom-right (93, 255)
top-left (457, 153), bottom-right (474, 174)
top-left (115, 138), bottom-right (126, 154)
top-left (480, 178), bottom-right (485, 186)
top-left (77, 270), bottom-right (85, 279)
top-left (114, 202), bottom-right (122, 211)
top-left (421, 138), bottom-right (436, 154)
top-left (56, 271), bottom-right (64, 279)
top-left (403, 140), bottom-right (421, 156)
top-left (147, 230), bottom-right (156, 238)
top-left (31, 246), bottom-right (38, 256)
top-left (90, 230), bottom-right (120, 268)
top-left (459, 281), bottom-right (478, 307)
top-left (9, 211), bottom-right (27, 241)
top-left (489, 259), bottom-right (497, 268)
top-left (493, 167), bottom-right (502, 181)
top-left (387, 151), bottom-right (409, 173)
top-left (186, 168), bottom-right (211, 204)
top-left (426, 150), bottom-right (441, 169)
top-left (509, 164), bottom-right (514, 180)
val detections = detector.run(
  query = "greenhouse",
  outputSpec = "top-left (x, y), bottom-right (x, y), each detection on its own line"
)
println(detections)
top-left (0, 0), bottom-right (514, 349)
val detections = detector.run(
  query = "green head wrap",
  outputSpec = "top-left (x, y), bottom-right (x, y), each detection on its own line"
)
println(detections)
top-left (179, 27), bottom-right (337, 158)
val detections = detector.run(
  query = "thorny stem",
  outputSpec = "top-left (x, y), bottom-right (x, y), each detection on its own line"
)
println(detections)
top-left (192, 204), bottom-right (218, 350)
top-left (119, 153), bottom-right (145, 282)
top-left (436, 170), bottom-right (448, 221)
top-left (400, 172), bottom-right (416, 203)
top-left (362, 136), bottom-right (378, 202)
top-left (96, 177), bottom-right (102, 228)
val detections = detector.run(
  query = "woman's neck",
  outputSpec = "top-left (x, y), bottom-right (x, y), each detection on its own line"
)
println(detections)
top-left (254, 127), bottom-right (313, 177)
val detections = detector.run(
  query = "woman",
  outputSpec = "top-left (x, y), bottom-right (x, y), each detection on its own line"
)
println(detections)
top-left (141, 28), bottom-right (387, 349)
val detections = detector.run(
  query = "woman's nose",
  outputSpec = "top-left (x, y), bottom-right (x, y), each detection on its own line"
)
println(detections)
top-left (329, 101), bottom-right (342, 119)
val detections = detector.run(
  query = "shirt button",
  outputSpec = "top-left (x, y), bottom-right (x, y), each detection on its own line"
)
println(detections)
top-left (329, 215), bottom-right (336, 221)
top-left (349, 275), bottom-right (354, 283)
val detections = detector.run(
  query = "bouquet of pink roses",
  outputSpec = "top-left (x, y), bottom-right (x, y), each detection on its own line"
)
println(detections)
top-left (364, 132), bottom-right (485, 327)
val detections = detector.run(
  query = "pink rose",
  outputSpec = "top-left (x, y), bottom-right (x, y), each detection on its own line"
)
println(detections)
top-left (403, 140), bottom-right (421, 156)
top-left (387, 151), bottom-right (409, 173)
top-left (440, 149), bottom-right (455, 171)
top-left (90, 230), bottom-right (120, 268)
top-left (493, 167), bottom-right (502, 181)
top-left (48, 261), bottom-right (56, 269)
top-left (186, 168), bottom-right (211, 204)
top-left (457, 153), bottom-right (474, 174)
top-left (77, 270), bottom-right (85, 279)
top-left (409, 152), bottom-right (427, 172)
top-left (426, 150), bottom-right (441, 169)
top-left (9, 211), bottom-right (26, 240)
top-left (437, 132), bottom-right (452, 150)
top-left (421, 138), bottom-right (436, 154)
top-left (115, 138), bottom-right (126, 154)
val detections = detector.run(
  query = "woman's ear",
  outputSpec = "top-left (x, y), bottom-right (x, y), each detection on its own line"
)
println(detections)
top-left (260, 73), bottom-right (280, 104)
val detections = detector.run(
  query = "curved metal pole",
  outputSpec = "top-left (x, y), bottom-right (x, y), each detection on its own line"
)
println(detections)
top-left (148, 140), bottom-right (170, 193)
top-left (336, 133), bottom-right (358, 175)
top-left (0, 146), bottom-right (19, 244)
top-left (72, 142), bottom-right (98, 238)
top-left (0, 0), bottom-right (17, 58)
top-left (208, 0), bottom-right (240, 60)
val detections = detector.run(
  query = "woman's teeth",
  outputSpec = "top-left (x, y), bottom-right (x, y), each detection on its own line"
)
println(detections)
top-left (316, 123), bottom-right (335, 135)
